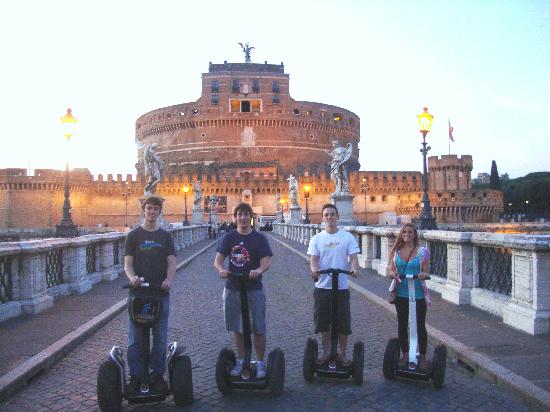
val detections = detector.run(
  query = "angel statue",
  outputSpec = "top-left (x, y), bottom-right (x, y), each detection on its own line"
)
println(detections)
top-left (287, 174), bottom-right (299, 208)
top-left (328, 140), bottom-right (352, 196)
top-left (238, 42), bottom-right (255, 63)
top-left (273, 192), bottom-right (281, 212)
top-left (193, 181), bottom-right (203, 210)
top-left (143, 143), bottom-right (163, 196)
top-left (208, 195), bottom-right (219, 213)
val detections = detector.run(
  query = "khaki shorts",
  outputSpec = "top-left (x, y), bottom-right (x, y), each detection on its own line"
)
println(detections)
top-left (223, 288), bottom-right (266, 335)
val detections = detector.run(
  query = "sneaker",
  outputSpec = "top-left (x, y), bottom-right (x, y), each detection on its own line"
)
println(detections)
top-left (127, 375), bottom-right (140, 396)
top-left (256, 361), bottom-right (266, 379)
top-left (150, 372), bottom-right (168, 393)
top-left (230, 358), bottom-right (244, 377)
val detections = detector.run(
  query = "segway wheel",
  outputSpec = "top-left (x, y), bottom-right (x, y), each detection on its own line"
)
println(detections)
top-left (303, 337), bottom-right (318, 382)
top-left (97, 359), bottom-right (122, 412)
top-left (216, 347), bottom-right (235, 395)
top-left (352, 340), bottom-right (364, 385)
top-left (267, 347), bottom-right (285, 397)
top-left (431, 344), bottom-right (447, 389)
top-left (171, 355), bottom-right (194, 406)
top-left (383, 337), bottom-right (400, 380)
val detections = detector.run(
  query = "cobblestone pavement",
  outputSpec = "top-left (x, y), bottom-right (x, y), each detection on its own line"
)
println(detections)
top-left (0, 238), bottom-right (538, 411)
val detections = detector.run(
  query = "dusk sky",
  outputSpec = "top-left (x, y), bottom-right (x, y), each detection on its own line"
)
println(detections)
top-left (1, 0), bottom-right (548, 179)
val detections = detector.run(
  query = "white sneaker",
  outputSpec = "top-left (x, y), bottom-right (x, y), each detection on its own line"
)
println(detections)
top-left (230, 358), bottom-right (243, 377)
top-left (256, 361), bottom-right (266, 379)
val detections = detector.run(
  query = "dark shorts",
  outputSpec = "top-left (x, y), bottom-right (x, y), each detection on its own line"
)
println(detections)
top-left (313, 288), bottom-right (351, 335)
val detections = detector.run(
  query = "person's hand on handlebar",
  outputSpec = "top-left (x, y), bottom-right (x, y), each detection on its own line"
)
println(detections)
top-left (350, 270), bottom-right (358, 278)
top-left (389, 271), bottom-right (398, 279)
top-left (161, 278), bottom-right (172, 292)
top-left (218, 269), bottom-right (230, 279)
top-left (418, 273), bottom-right (429, 280)
top-left (311, 271), bottom-right (319, 282)
top-left (249, 268), bottom-right (262, 280)
top-left (129, 275), bottom-right (142, 288)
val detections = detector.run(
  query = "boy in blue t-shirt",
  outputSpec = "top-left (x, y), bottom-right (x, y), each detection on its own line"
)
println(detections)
top-left (214, 203), bottom-right (273, 378)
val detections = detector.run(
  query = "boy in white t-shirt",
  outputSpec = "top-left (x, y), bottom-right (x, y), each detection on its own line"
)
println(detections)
top-left (307, 203), bottom-right (360, 366)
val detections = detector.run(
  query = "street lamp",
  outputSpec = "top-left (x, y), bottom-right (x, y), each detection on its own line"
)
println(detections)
top-left (121, 182), bottom-right (131, 227)
top-left (303, 184), bottom-right (311, 224)
top-left (280, 197), bottom-right (286, 223)
top-left (361, 177), bottom-right (368, 225)
top-left (182, 185), bottom-right (190, 226)
top-left (417, 107), bottom-right (436, 230)
top-left (55, 108), bottom-right (79, 237)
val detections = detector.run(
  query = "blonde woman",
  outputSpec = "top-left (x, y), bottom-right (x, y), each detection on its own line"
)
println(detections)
top-left (388, 224), bottom-right (431, 369)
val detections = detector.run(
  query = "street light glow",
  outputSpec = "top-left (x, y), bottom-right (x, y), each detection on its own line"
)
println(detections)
top-left (183, 185), bottom-right (190, 193)
top-left (417, 107), bottom-right (433, 134)
top-left (60, 108), bottom-right (78, 141)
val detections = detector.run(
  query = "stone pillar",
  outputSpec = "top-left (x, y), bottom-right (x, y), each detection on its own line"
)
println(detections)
top-left (332, 194), bottom-right (358, 226)
top-left (98, 235), bottom-right (118, 281)
top-left (372, 228), bottom-right (397, 276)
top-left (426, 231), bottom-right (473, 305)
top-left (0, 245), bottom-right (22, 322)
top-left (18, 241), bottom-right (54, 314)
top-left (65, 237), bottom-right (93, 294)
top-left (192, 209), bottom-right (204, 224)
top-left (288, 206), bottom-right (302, 224)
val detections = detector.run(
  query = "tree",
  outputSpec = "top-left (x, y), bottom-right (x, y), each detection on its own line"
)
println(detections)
top-left (490, 160), bottom-right (501, 190)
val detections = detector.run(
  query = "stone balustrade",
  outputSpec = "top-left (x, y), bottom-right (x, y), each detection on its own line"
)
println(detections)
top-left (0, 224), bottom-right (208, 323)
top-left (273, 223), bottom-right (550, 335)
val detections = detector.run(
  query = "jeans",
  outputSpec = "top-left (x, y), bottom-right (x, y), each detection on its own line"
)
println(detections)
top-left (127, 295), bottom-right (170, 376)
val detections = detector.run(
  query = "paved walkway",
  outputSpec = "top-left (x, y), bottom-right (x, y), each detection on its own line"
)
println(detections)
top-left (0, 233), bottom-right (542, 411)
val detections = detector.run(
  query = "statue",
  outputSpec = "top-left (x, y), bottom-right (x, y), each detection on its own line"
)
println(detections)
top-left (193, 181), bottom-right (202, 210)
top-left (209, 195), bottom-right (218, 213)
top-left (287, 175), bottom-right (299, 208)
top-left (274, 193), bottom-right (281, 212)
top-left (238, 42), bottom-right (255, 63)
top-left (328, 140), bottom-right (353, 196)
top-left (143, 144), bottom-right (163, 196)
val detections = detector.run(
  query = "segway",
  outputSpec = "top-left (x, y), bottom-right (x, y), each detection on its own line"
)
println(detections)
top-left (303, 268), bottom-right (364, 385)
top-left (97, 280), bottom-right (193, 411)
top-left (383, 273), bottom-right (447, 388)
top-left (216, 272), bottom-right (285, 397)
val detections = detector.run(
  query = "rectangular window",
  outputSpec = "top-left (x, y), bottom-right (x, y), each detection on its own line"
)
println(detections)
top-left (232, 79), bottom-right (240, 93)
top-left (241, 100), bottom-right (251, 112)
top-left (211, 80), bottom-right (219, 93)
top-left (272, 95), bottom-right (280, 104)
top-left (230, 99), bottom-right (262, 113)
top-left (253, 79), bottom-right (260, 93)
top-left (272, 80), bottom-right (280, 93)
top-left (230, 100), bottom-right (240, 112)
top-left (211, 94), bottom-right (219, 105)
top-left (251, 100), bottom-right (261, 112)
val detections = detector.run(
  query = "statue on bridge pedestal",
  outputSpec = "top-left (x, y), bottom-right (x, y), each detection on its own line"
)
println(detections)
top-left (193, 181), bottom-right (203, 211)
top-left (287, 174), bottom-right (299, 208)
top-left (142, 144), bottom-right (163, 196)
top-left (328, 140), bottom-right (352, 197)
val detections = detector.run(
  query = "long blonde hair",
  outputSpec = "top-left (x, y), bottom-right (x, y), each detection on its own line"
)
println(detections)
top-left (389, 223), bottom-right (419, 259)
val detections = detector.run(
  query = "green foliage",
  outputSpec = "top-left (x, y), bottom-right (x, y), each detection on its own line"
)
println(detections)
top-left (490, 160), bottom-right (501, 190)
top-left (503, 172), bottom-right (550, 214)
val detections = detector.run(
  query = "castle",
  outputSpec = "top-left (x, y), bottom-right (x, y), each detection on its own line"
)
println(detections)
top-left (0, 58), bottom-right (503, 229)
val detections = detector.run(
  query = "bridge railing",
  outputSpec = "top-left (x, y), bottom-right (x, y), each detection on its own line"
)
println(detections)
top-left (273, 223), bottom-right (550, 335)
top-left (0, 224), bottom-right (208, 323)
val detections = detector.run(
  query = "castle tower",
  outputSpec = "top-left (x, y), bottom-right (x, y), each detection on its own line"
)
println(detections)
top-left (428, 155), bottom-right (473, 192)
top-left (135, 60), bottom-right (360, 178)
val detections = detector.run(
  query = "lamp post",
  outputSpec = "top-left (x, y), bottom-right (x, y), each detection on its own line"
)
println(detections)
top-left (303, 184), bottom-right (311, 223)
top-left (121, 181), bottom-right (131, 227)
top-left (55, 108), bottom-right (79, 237)
top-left (280, 198), bottom-right (286, 223)
top-left (417, 107), bottom-right (436, 230)
top-left (361, 177), bottom-right (368, 225)
top-left (182, 185), bottom-right (190, 226)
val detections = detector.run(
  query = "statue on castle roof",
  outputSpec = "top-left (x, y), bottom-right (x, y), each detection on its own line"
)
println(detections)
top-left (287, 174), bottom-right (299, 208)
top-left (328, 140), bottom-right (352, 197)
top-left (238, 42), bottom-right (255, 63)
top-left (193, 180), bottom-right (203, 210)
top-left (143, 143), bottom-right (163, 196)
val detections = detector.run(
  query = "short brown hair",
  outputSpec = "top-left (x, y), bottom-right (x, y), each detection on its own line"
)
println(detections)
top-left (233, 202), bottom-right (253, 217)
top-left (321, 203), bottom-right (339, 217)
top-left (142, 195), bottom-right (164, 210)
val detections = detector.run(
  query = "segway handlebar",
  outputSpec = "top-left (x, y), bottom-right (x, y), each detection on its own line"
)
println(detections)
top-left (122, 277), bottom-right (164, 291)
top-left (227, 271), bottom-right (250, 280)
top-left (398, 274), bottom-right (431, 280)
top-left (317, 268), bottom-right (355, 276)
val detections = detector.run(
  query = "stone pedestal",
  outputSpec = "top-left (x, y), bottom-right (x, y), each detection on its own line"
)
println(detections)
top-left (210, 212), bottom-right (218, 225)
top-left (192, 208), bottom-right (204, 224)
top-left (288, 206), bottom-right (302, 224)
top-left (331, 194), bottom-right (358, 226)
top-left (274, 211), bottom-right (283, 224)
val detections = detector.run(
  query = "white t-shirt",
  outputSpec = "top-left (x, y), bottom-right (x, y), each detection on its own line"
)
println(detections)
top-left (307, 229), bottom-right (360, 290)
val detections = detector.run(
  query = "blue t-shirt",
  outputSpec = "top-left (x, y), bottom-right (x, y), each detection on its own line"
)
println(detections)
top-left (396, 253), bottom-right (425, 299)
top-left (216, 230), bottom-right (273, 291)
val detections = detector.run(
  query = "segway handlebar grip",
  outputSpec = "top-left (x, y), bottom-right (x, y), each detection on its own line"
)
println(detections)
top-left (227, 271), bottom-right (250, 280)
top-left (398, 274), bottom-right (431, 280)
top-left (317, 268), bottom-right (354, 276)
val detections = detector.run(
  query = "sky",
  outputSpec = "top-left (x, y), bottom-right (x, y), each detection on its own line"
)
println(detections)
top-left (1, 0), bottom-right (549, 179)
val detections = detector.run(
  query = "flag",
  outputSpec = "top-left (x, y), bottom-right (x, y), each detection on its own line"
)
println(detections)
top-left (448, 119), bottom-right (454, 142)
